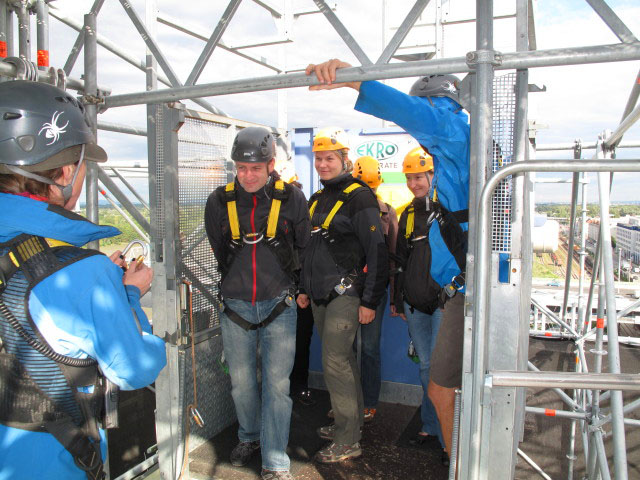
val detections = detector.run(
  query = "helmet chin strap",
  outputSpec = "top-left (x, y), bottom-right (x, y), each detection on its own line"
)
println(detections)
top-left (4, 144), bottom-right (86, 204)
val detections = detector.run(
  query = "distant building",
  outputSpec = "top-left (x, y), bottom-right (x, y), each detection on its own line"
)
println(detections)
top-left (616, 217), bottom-right (640, 264)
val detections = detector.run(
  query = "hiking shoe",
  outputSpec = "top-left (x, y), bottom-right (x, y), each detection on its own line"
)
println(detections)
top-left (363, 408), bottom-right (376, 423)
top-left (314, 442), bottom-right (362, 463)
top-left (261, 469), bottom-right (294, 480)
top-left (317, 423), bottom-right (362, 441)
top-left (317, 423), bottom-right (336, 440)
top-left (441, 449), bottom-right (450, 467)
top-left (230, 440), bottom-right (260, 466)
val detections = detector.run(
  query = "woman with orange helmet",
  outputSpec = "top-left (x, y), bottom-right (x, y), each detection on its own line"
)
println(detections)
top-left (392, 146), bottom-right (446, 454)
top-left (351, 156), bottom-right (397, 423)
top-left (297, 128), bottom-right (388, 464)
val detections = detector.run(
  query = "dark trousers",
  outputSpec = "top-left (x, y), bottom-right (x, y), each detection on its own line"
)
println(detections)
top-left (289, 303), bottom-right (314, 392)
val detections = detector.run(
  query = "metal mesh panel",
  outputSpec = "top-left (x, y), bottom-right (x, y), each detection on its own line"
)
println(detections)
top-left (154, 107), bottom-right (165, 239)
top-left (491, 72), bottom-right (517, 253)
top-left (177, 116), bottom-right (231, 333)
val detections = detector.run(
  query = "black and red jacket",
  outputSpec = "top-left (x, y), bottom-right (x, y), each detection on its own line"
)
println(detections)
top-left (204, 175), bottom-right (310, 303)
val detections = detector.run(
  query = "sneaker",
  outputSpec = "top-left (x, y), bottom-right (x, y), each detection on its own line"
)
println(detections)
top-left (230, 440), bottom-right (260, 467)
top-left (314, 442), bottom-right (362, 463)
top-left (317, 423), bottom-right (363, 441)
top-left (363, 407), bottom-right (376, 423)
top-left (261, 469), bottom-right (294, 480)
top-left (317, 423), bottom-right (336, 441)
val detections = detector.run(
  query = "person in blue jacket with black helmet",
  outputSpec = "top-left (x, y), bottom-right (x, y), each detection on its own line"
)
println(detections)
top-left (306, 59), bottom-right (470, 467)
top-left (0, 80), bottom-right (166, 480)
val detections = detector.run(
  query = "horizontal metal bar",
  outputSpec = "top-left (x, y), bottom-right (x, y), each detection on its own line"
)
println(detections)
top-left (228, 38), bottom-right (293, 50)
top-left (490, 371), bottom-right (640, 391)
top-left (408, 13), bottom-right (517, 28)
top-left (97, 120), bottom-right (147, 136)
top-left (103, 42), bottom-right (640, 109)
top-left (537, 141), bottom-right (640, 151)
top-left (0, 56), bottom-right (110, 95)
top-left (113, 453), bottom-right (158, 480)
top-left (526, 406), bottom-right (587, 420)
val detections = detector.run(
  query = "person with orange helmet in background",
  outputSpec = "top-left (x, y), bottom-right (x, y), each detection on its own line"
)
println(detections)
top-left (352, 155), bottom-right (398, 423)
top-left (297, 127), bottom-right (388, 463)
top-left (393, 146), bottom-right (447, 461)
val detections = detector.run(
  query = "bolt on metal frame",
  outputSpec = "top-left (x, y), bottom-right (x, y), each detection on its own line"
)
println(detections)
top-left (1, 1), bottom-right (640, 479)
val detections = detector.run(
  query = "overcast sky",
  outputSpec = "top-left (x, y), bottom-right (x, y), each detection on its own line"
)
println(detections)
top-left (44, 0), bottom-right (640, 204)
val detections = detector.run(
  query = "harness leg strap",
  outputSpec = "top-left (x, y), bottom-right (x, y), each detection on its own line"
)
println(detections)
top-left (223, 299), bottom-right (289, 331)
top-left (45, 418), bottom-right (105, 480)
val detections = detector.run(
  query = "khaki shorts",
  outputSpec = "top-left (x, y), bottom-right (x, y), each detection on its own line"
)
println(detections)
top-left (430, 293), bottom-right (465, 388)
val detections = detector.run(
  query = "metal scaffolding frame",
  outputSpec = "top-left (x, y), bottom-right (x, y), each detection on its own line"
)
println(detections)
top-left (1, 1), bottom-right (640, 479)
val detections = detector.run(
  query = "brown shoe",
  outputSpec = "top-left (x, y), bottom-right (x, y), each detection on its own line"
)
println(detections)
top-left (314, 442), bottom-right (362, 463)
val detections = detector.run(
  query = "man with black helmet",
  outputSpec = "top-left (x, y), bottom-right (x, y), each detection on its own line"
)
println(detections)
top-left (306, 60), bottom-right (470, 468)
top-left (0, 81), bottom-right (166, 480)
top-left (204, 126), bottom-right (310, 480)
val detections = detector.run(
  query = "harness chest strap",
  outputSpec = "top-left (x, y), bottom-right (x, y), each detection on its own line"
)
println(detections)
top-left (309, 183), bottom-right (362, 230)
top-left (225, 180), bottom-right (286, 241)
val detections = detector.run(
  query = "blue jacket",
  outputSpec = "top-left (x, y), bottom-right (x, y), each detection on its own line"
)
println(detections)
top-left (0, 193), bottom-right (166, 480)
top-left (355, 80), bottom-right (470, 290)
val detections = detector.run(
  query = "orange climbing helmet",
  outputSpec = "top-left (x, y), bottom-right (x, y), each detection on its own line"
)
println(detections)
top-left (402, 147), bottom-right (433, 174)
top-left (353, 155), bottom-right (382, 189)
top-left (312, 127), bottom-right (350, 152)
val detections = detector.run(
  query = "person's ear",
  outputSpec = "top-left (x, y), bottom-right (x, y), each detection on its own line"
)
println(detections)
top-left (267, 158), bottom-right (276, 173)
top-left (58, 164), bottom-right (75, 184)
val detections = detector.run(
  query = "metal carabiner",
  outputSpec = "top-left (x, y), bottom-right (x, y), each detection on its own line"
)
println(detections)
top-left (243, 232), bottom-right (264, 245)
top-left (121, 240), bottom-right (149, 270)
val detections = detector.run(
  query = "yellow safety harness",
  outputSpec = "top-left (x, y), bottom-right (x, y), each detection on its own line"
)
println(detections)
top-left (225, 179), bottom-right (286, 242)
top-left (309, 182), bottom-right (362, 230)
top-left (0, 236), bottom-right (73, 291)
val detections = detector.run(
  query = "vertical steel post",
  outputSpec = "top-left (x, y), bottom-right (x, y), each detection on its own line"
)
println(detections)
top-left (466, 0), bottom-right (495, 475)
top-left (596, 134), bottom-right (629, 479)
top-left (577, 170), bottom-right (588, 330)
top-left (5, 1), bottom-right (12, 58)
top-left (34, 0), bottom-right (48, 71)
top-left (16, 0), bottom-right (28, 60)
top-left (561, 143), bottom-right (582, 322)
top-left (84, 14), bottom-right (99, 250)
top-left (0, 0), bottom-right (7, 68)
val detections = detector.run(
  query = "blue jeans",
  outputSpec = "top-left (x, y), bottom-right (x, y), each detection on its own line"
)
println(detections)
top-left (221, 293), bottom-right (296, 472)
top-left (360, 288), bottom-right (387, 408)
top-left (405, 303), bottom-right (444, 448)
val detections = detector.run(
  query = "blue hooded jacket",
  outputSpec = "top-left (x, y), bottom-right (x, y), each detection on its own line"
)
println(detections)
top-left (0, 193), bottom-right (166, 480)
top-left (355, 80), bottom-right (470, 290)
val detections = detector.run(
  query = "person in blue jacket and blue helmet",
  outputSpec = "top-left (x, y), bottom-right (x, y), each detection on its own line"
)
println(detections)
top-left (0, 80), bottom-right (166, 480)
top-left (306, 59), bottom-right (470, 466)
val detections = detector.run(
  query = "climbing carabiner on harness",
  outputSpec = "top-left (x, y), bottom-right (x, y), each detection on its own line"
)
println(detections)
top-left (243, 232), bottom-right (264, 245)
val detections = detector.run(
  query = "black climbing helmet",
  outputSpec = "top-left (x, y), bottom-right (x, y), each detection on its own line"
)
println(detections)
top-left (0, 80), bottom-right (106, 174)
top-left (231, 126), bottom-right (275, 163)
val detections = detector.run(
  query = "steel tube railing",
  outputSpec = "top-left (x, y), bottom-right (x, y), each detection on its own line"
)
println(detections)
top-left (470, 158), bottom-right (640, 478)
top-left (103, 42), bottom-right (640, 109)
top-left (525, 407), bottom-right (587, 421)
top-left (490, 371), bottom-right (640, 391)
